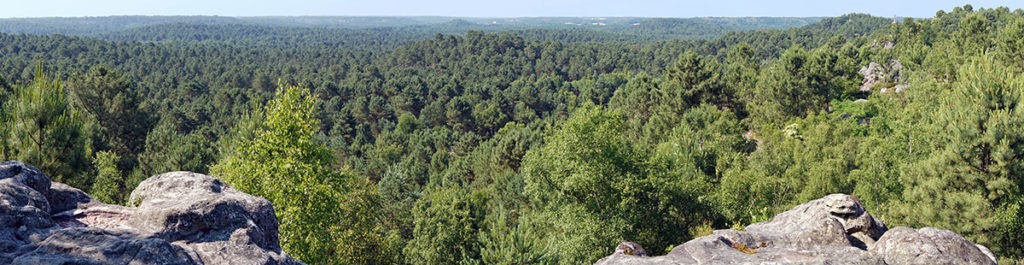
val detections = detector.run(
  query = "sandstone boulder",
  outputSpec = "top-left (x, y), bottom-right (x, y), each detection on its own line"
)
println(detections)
top-left (0, 161), bottom-right (303, 264)
top-left (870, 227), bottom-right (996, 265)
top-left (129, 171), bottom-right (291, 264)
top-left (595, 194), bottom-right (995, 265)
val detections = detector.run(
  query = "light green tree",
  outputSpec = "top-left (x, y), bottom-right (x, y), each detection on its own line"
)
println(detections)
top-left (521, 104), bottom-right (700, 264)
top-left (211, 85), bottom-right (387, 264)
top-left (725, 42), bottom-right (760, 117)
top-left (652, 105), bottom-right (752, 225)
top-left (749, 46), bottom-right (817, 127)
top-left (403, 186), bottom-right (486, 265)
top-left (90, 151), bottom-right (125, 203)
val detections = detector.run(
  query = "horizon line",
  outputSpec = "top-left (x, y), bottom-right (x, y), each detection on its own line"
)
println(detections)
top-left (0, 13), bottom-right (896, 20)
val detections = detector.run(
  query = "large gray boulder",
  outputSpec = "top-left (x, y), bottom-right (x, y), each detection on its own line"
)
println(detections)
top-left (129, 171), bottom-right (292, 264)
top-left (595, 194), bottom-right (996, 265)
top-left (0, 161), bottom-right (303, 264)
top-left (870, 227), bottom-right (996, 265)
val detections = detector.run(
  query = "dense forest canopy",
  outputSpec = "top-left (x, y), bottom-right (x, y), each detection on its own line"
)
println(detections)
top-left (1, 5), bottom-right (1023, 264)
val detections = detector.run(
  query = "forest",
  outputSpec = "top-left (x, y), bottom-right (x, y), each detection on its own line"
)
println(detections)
top-left (0, 5), bottom-right (1022, 264)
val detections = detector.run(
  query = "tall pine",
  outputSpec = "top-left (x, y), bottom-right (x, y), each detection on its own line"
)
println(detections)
top-left (1, 63), bottom-right (93, 189)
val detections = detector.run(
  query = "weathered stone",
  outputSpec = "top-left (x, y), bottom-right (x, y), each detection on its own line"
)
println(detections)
top-left (858, 60), bottom-right (904, 93)
top-left (0, 161), bottom-right (51, 193)
top-left (594, 253), bottom-right (695, 265)
top-left (614, 241), bottom-right (647, 256)
top-left (129, 171), bottom-right (288, 262)
top-left (0, 162), bottom-right (58, 264)
top-left (45, 182), bottom-right (94, 215)
top-left (869, 227), bottom-right (995, 265)
top-left (0, 178), bottom-right (54, 229)
top-left (595, 194), bottom-right (993, 265)
top-left (0, 161), bottom-right (303, 264)
top-left (12, 227), bottom-right (197, 265)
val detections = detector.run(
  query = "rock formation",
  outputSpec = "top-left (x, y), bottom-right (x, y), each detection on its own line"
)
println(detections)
top-left (615, 242), bottom-right (647, 257)
top-left (595, 194), bottom-right (996, 265)
top-left (859, 60), bottom-right (906, 93)
top-left (0, 161), bottom-right (303, 264)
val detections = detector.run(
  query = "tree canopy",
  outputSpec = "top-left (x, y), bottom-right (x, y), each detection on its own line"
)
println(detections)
top-left (1, 6), bottom-right (1023, 263)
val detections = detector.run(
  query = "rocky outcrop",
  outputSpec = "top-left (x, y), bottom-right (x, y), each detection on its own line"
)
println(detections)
top-left (595, 194), bottom-right (996, 265)
top-left (0, 161), bottom-right (302, 264)
top-left (873, 227), bottom-right (997, 265)
top-left (859, 60), bottom-right (906, 93)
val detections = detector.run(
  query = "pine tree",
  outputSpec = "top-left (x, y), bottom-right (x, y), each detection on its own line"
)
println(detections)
top-left (1, 63), bottom-right (93, 189)
top-left (892, 56), bottom-right (1024, 257)
top-left (67, 66), bottom-right (153, 203)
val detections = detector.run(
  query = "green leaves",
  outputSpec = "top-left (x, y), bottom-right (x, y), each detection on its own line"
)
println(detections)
top-left (747, 44), bottom-right (858, 128)
top-left (520, 104), bottom-right (717, 263)
top-left (891, 55), bottom-right (1024, 257)
top-left (403, 187), bottom-right (486, 265)
top-left (211, 85), bottom-right (388, 264)
top-left (90, 151), bottom-right (125, 204)
top-left (667, 50), bottom-right (725, 108)
top-left (6, 7), bottom-right (1024, 263)
top-left (1, 63), bottom-right (93, 189)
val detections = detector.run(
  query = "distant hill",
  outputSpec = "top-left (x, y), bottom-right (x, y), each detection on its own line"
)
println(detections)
top-left (0, 16), bottom-right (821, 42)
top-left (0, 16), bottom-right (244, 35)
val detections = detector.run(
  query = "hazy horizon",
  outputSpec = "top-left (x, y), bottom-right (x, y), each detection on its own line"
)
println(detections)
top-left (2, 0), bottom-right (1021, 19)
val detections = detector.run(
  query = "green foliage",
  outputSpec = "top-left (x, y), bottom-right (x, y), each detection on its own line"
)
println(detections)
top-left (478, 207), bottom-right (549, 265)
top-left (748, 45), bottom-right (858, 128)
top-left (650, 105), bottom-right (752, 226)
top-left (1, 64), bottom-right (94, 189)
top-left (211, 85), bottom-right (389, 264)
top-left (890, 56), bottom-right (1024, 257)
top-left (608, 73), bottom-right (665, 143)
top-left (67, 66), bottom-right (153, 202)
top-left (67, 66), bottom-right (151, 165)
top-left (136, 118), bottom-right (216, 176)
top-left (90, 151), bottom-right (123, 203)
top-left (521, 105), bottom-right (642, 264)
top-left (403, 186), bottom-right (486, 264)
top-left (995, 17), bottom-right (1024, 71)
top-left (667, 50), bottom-right (725, 108)
top-left (953, 13), bottom-right (993, 56)
top-left (724, 42), bottom-right (760, 116)
top-left (5, 6), bottom-right (1024, 262)
top-left (749, 46), bottom-right (818, 126)
top-left (521, 105), bottom-right (710, 263)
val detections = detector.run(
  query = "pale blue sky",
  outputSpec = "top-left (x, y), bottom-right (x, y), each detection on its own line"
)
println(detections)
top-left (1, 1), bottom-right (1020, 18)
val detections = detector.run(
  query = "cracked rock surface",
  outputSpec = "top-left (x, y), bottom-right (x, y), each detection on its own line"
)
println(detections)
top-left (0, 161), bottom-right (303, 265)
top-left (595, 194), bottom-right (996, 265)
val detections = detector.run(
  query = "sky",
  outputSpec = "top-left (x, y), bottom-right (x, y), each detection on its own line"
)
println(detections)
top-left (0, 1), bottom-right (1020, 18)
